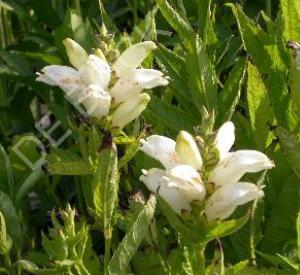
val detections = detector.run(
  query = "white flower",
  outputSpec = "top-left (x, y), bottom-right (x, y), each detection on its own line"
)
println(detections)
top-left (204, 182), bottom-right (264, 221)
top-left (139, 121), bottom-right (274, 221)
top-left (139, 132), bottom-right (206, 214)
top-left (36, 38), bottom-right (168, 128)
top-left (208, 121), bottom-right (274, 187)
top-left (111, 93), bottom-right (150, 129)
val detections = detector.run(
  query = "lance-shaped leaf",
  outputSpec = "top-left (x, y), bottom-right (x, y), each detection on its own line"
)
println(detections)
top-left (0, 144), bottom-right (14, 197)
top-left (199, 213), bottom-right (250, 243)
top-left (158, 197), bottom-right (199, 242)
top-left (280, 0), bottom-right (300, 42)
top-left (0, 191), bottom-right (22, 250)
top-left (155, 0), bottom-right (195, 51)
top-left (274, 126), bottom-right (300, 180)
top-left (93, 139), bottom-right (119, 229)
top-left (108, 195), bottom-right (156, 275)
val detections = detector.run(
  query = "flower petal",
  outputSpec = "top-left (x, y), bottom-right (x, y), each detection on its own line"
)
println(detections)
top-left (79, 55), bottom-right (111, 89)
top-left (176, 131), bottom-right (203, 170)
top-left (139, 135), bottom-right (180, 170)
top-left (36, 65), bottom-right (83, 99)
top-left (215, 121), bottom-right (235, 159)
top-left (63, 38), bottom-right (88, 69)
top-left (168, 165), bottom-right (206, 202)
top-left (208, 150), bottom-right (274, 187)
top-left (140, 168), bottom-right (191, 214)
top-left (205, 182), bottom-right (264, 221)
top-left (112, 41), bottom-right (157, 77)
top-left (81, 85), bottom-right (111, 119)
top-left (110, 69), bottom-right (169, 104)
top-left (111, 93), bottom-right (150, 129)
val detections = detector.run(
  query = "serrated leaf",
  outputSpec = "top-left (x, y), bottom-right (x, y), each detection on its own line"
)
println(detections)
top-left (149, 97), bottom-right (197, 132)
top-left (247, 62), bottom-right (276, 150)
top-left (257, 251), bottom-right (299, 271)
top-left (155, 0), bottom-right (195, 51)
top-left (42, 231), bottom-right (68, 261)
top-left (217, 57), bottom-right (246, 124)
top-left (280, 0), bottom-right (300, 42)
top-left (108, 195), bottom-right (156, 275)
top-left (199, 214), bottom-right (250, 243)
top-left (274, 127), bottom-right (300, 180)
top-left (118, 138), bottom-right (140, 169)
top-left (47, 160), bottom-right (93, 175)
top-left (46, 149), bottom-right (93, 175)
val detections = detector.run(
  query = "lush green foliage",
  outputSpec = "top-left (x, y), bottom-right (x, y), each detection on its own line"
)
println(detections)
top-left (0, 0), bottom-right (300, 274)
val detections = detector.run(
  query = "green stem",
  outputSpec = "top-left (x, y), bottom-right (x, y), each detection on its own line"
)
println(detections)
top-left (104, 226), bottom-right (112, 274)
top-left (250, 198), bottom-right (258, 266)
top-left (196, 243), bottom-right (206, 275)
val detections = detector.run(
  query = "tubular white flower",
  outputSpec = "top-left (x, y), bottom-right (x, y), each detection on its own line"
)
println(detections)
top-left (140, 168), bottom-right (192, 214)
top-left (110, 69), bottom-right (169, 104)
top-left (111, 93), bottom-right (150, 129)
top-left (80, 85), bottom-right (111, 119)
top-left (140, 135), bottom-right (180, 170)
top-left (215, 121), bottom-right (235, 159)
top-left (205, 182), bottom-right (264, 221)
top-left (168, 165), bottom-right (206, 202)
top-left (112, 41), bottom-right (157, 77)
top-left (175, 131), bottom-right (203, 171)
top-left (208, 150), bottom-right (275, 187)
top-left (79, 55), bottom-right (111, 89)
top-left (63, 38), bottom-right (88, 69)
top-left (36, 65), bottom-right (83, 100)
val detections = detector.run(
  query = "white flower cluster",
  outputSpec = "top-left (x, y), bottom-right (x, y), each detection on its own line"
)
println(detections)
top-left (139, 122), bottom-right (274, 221)
top-left (36, 39), bottom-right (168, 129)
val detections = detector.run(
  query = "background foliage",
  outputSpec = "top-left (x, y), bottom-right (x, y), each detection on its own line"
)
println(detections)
top-left (0, 0), bottom-right (300, 274)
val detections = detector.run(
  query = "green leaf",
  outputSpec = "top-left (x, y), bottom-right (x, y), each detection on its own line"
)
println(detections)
top-left (158, 197), bottom-right (199, 242)
top-left (108, 195), bottom-right (157, 275)
top-left (225, 260), bottom-right (249, 275)
top-left (15, 169), bottom-right (44, 205)
top-left (257, 251), bottom-right (299, 271)
top-left (199, 214), bottom-right (250, 243)
top-left (297, 209), bottom-right (300, 261)
top-left (118, 138), bottom-right (140, 169)
top-left (0, 191), bottom-right (22, 249)
top-left (101, 143), bottom-right (119, 229)
top-left (274, 126), bottom-right (300, 180)
top-left (42, 231), bottom-right (68, 261)
top-left (228, 4), bottom-right (289, 125)
top-left (217, 57), bottom-right (246, 124)
top-left (155, 0), bottom-right (195, 51)
top-left (15, 260), bottom-right (39, 273)
top-left (149, 97), bottom-right (197, 132)
top-left (280, 0), bottom-right (300, 42)
top-left (46, 150), bottom-right (93, 175)
top-left (131, 7), bottom-right (158, 43)
top-left (0, 143), bottom-right (14, 197)
top-left (0, 211), bottom-right (12, 255)
top-left (247, 62), bottom-right (276, 150)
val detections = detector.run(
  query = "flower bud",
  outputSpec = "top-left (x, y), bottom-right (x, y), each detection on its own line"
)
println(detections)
top-left (93, 48), bottom-right (106, 60)
top-left (111, 93), bottom-right (150, 129)
top-left (63, 38), bottom-right (88, 69)
top-left (175, 131), bottom-right (203, 171)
